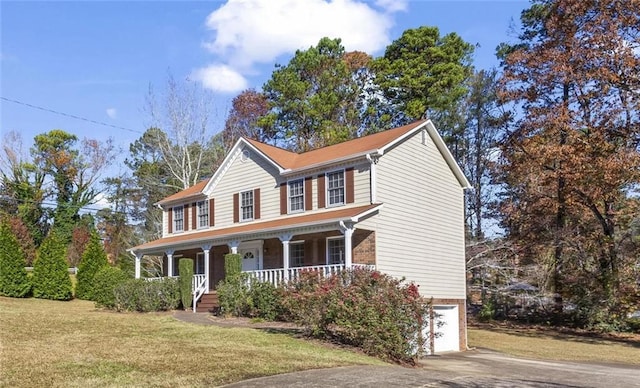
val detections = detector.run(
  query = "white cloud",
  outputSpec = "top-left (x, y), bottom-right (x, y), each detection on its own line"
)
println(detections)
top-left (190, 63), bottom-right (249, 93)
top-left (106, 108), bottom-right (117, 119)
top-left (194, 0), bottom-right (404, 92)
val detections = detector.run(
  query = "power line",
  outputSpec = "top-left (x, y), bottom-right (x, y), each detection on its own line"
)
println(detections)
top-left (1, 96), bottom-right (143, 134)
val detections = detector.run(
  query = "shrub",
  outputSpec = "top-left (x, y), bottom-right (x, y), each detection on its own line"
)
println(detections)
top-left (0, 219), bottom-right (31, 297)
top-left (93, 266), bottom-right (129, 309)
top-left (179, 258), bottom-right (194, 310)
top-left (32, 230), bottom-right (73, 301)
top-left (247, 280), bottom-right (282, 321)
top-left (75, 230), bottom-right (108, 300)
top-left (217, 273), bottom-right (251, 317)
top-left (281, 268), bottom-right (427, 364)
top-left (224, 253), bottom-right (242, 280)
top-left (113, 278), bottom-right (180, 312)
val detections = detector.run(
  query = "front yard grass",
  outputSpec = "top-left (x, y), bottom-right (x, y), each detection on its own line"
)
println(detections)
top-left (468, 324), bottom-right (640, 365)
top-left (0, 297), bottom-right (383, 387)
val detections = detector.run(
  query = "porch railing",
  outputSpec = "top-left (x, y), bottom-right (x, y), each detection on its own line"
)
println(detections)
top-left (244, 263), bottom-right (375, 287)
top-left (192, 274), bottom-right (207, 312)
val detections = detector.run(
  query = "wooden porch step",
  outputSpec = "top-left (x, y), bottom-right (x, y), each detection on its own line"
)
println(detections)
top-left (195, 292), bottom-right (219, 313)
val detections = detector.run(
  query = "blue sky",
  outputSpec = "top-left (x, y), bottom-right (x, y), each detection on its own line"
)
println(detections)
top-left (1, 0), bottom-right (528, 174)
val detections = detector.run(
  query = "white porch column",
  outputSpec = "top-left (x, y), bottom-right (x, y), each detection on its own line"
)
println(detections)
top-left (228, 240), bottom-right (239, 254)
top-left (279, 233), bottom-right (292, 281)
top-left (202, 244), bottom-right (211, 293)
top-left (166, 250), bottom-right (175, 277)
top-left (133, 252), bottom-right (142, 279)
top-left (340, 222), bottom-right (355, 268)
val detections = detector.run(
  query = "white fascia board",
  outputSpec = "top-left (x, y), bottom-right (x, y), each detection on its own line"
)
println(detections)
top-left (203, 138), bottom-right (286, 193)
top-left (350, 204), bottom-right (383, 222)
top-left (424, 120), bottom-right (472, 189)
top-left (377, 120), bottom-right (430, 156)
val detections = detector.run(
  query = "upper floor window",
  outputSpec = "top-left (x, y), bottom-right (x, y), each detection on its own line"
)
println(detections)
top-left (290, 241), bottom-right (304, 267)
top-left (241, 190), bottom-right (254, 221)
top-left (327, 170), bottom-right (345, 206)
top-left (197, 200), bottom-right (209, 228)
top-left (327, 237), bottom-right (345, 265)
top-left (173, 206), bottom-right (184, 232)
top-left (288, 179), bottom-right (304, 213)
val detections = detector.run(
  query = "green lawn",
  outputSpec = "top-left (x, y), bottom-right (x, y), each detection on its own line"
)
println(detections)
top-left (0, 297), bottom-right (382, 387)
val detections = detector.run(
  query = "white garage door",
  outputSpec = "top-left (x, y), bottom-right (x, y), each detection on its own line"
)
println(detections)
top-left (423, 305), bottom-right (460, 354)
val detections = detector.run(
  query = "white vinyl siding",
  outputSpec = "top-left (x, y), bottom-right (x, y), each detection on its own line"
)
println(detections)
top-left (209, 146), bottom-right (280, 227)
top-left (353, 162), bottom-right (371, 205)
top-left (358, 130), bottom-right (466, 299)
top-left (288, 179), bottom-right (304, 213)
top-left (197, 200), bottom-right (209, 228)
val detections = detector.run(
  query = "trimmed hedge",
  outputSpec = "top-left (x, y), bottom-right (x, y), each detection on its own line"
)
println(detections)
top-left (32, 230), bottom-right (73, 301)
top-left (93, 266), bottom-right (129, 309)
top-left (0, 219), bottom-right (31, 297)
top-left (75, 230), bottom-right (108, 300)
top-left (224, 253), bottom-right (241, 280)
top-left (113, 278), bottom-right (180, 312)
top-left (179, 258), bottom-right (194, 310)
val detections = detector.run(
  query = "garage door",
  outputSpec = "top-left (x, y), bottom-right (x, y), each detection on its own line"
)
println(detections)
top-left (423, 305), bottom-right (460, 354)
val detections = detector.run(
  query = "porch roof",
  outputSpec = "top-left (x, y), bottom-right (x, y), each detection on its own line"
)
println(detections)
top-left (130, 203), bottom-right (382, 254)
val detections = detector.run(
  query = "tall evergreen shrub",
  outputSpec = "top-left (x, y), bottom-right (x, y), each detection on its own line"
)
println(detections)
top-left (93, 266), bottom-right (129, 309)
top-left (75, 230), bottom-right (108, 300)
top-left (179, 258), bottom-right (194, 309)
top-left (32, 230), bottom-right (73, 300)
top-left (0, 219), bottom-right (31, 297)
top-left (224, 253), bottom-right (242, 280)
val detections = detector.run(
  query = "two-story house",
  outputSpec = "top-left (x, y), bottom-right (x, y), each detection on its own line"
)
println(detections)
top-left (129, 119), bottom-right (470, 353)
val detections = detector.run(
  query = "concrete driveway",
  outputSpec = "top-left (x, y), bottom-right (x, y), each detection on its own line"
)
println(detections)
top-left (222, 349), bottom-right (640, 388)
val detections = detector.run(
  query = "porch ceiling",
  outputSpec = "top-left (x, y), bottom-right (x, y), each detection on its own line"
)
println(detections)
top-left (130, 203), bottom-right (382, 255)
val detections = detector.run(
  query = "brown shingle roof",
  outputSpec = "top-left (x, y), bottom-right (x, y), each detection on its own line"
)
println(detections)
top-left (156, 179), bottom-right (209, 205)
top-left (131, 204), bottom-right (381, 253)
top-left (245, 120), bottom-right (426, 170)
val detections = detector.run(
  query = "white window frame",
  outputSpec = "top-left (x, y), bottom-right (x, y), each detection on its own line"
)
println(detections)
top-left (240, 190), bottom-right (254, 221)
top-left (173, 205), bottom-right (184, 232)
top-left (289, 240), bottom-right (305, 268)
top-left (326, 169), bottom-right (345, 207)
top-left (326, 236), bottom-right (345, 265)
top-left (197, 200), bottom-right (209, 229)
top-left (195, 252), bottom-right (205, 275)
top-left (288, 178), bottom-right (305, 213)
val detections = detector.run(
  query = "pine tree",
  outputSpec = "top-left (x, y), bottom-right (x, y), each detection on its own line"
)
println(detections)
top-left (0, 219), bottom-right (31, 297)
top-left (75, 230), bottom-right (108, 300)
top-left (32, 230), bottom-right (73, 300)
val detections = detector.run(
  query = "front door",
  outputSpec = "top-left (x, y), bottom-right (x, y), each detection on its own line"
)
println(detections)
top-left (239, 241), bottom-right (263, 272)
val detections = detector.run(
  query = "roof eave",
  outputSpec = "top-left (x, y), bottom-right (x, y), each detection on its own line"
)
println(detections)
top-left (424, 120), bottom-right (472, 189)
top-left (281, 151), bottom-right (376, 176)
top-left (130, 204), bottom-right (383, 255)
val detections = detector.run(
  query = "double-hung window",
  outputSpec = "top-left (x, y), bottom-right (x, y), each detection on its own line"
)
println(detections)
top-left (288, 179), bottom-right (304, 213)
top-left (173, 206), bottom-right (184, 232)
top-left (327, 170), bottom-right (345, 206)
top-left (197, 200), bottom-right (209, 228)
top-left (327, 237), bottom-right (345, 265)
top-left (290, 241), bottom-right (304, 267)
top-left (240, 190), bottom-right (254, 221)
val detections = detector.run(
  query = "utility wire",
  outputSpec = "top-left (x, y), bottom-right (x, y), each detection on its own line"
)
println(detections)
top-left (1, 96), bottom-right (143, 134)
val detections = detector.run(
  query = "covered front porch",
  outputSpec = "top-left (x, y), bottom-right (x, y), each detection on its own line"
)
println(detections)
top-left (130, 204), bottom-right (381, 312)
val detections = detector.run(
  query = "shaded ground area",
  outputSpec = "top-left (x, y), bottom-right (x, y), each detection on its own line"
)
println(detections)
top-left (173, 312), bottom-right (640, 387)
